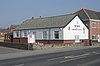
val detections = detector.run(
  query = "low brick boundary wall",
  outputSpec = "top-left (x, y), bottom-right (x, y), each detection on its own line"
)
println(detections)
top-left (0, 42), bottom-right (31, 50)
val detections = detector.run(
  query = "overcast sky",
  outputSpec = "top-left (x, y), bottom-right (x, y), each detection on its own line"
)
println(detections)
top-left (0, 0), bottom-right (100, 28)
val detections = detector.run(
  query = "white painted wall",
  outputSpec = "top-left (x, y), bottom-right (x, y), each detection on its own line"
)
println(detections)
top-left (13, 28), bottom-right (63, 40)
top-left (34, 28), bottom-right (63, 40)
top-left (13, 31), bottom-right (20, 38)
top-left (63, 16), bottom-right (88, 40)
top-left (49, 28), bottom-right (63, 40)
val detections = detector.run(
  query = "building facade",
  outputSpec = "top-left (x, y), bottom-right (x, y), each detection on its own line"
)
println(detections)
top-left (13, 14), bottom-right (89, 45)
top-left (74, 8), bottom-right (100, 45)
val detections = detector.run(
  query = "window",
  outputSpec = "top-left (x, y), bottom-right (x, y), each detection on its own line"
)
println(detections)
top-left (43, 31), bottom-right (47, 39)
top-left (92, 35), bottom-right (97, 40)
top-left (23, 31), bottom-right (27, 37)
top-left (68, 26), bottom-right (70, 30)
top-left (92, 22), bottom-right (96, 28)
top-left (33, 32), bottom-right (36, 38)
top-left (54, 31), bottom-right (59, 39)
top-left (16, 31), bottom-right (20, 37)
top-left (75, 35), bottom-right (79, 40)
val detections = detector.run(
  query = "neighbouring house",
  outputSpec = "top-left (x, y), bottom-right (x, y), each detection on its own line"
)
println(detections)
top-left (4, 25), bottom-right (19, 42)
top-left (8, 25), bottom-right (19, 32)
top-left (74, 8), bottom-right (100, 45)
top-left (0, 29), bottom-right (10, 42)
top-left (13, 14), bottom-right (89, 45)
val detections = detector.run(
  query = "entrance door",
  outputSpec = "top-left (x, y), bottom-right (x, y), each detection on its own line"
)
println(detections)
top-left (98, 35), bottom-right (100, 42)
top-left (75, 35), bottom-right (80, 43)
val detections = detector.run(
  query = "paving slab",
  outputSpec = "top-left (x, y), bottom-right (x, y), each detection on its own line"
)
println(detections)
top-left (0, 46), bottom-right (25, 54)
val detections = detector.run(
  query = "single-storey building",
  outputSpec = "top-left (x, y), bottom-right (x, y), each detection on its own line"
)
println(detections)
top-left (13, 14), bottom-right (89, 45)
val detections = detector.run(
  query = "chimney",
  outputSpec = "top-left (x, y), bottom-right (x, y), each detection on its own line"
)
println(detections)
top-left (39, 16), bottom-right (42, 18)
top-left (32, 17), bottom-right (34, 19)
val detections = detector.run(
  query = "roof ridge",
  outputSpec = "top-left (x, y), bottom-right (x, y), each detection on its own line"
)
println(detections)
top-left (24, 13), bottom-right (75, 22)
top-left (35, 13), bottom-right (75, 19)
top-left (83, 8), bottom-right (97, 12)
top-left (82, 8), bottom-right (91, 19)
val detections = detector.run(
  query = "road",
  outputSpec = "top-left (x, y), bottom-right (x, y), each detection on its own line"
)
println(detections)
top-left (0, 47), bottom-right (100, 66)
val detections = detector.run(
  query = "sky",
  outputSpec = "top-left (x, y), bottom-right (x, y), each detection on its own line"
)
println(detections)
top-left (0, 0), bottom-right (100, 28)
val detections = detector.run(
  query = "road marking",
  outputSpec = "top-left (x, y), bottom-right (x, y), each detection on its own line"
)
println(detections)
top-left (48, 55), bottom-right (74, 61)
top-left (48, 56), bottom-right (64, 61)
top-left (13, 64), bottom-right (24, 66)
top-left (92, 51), bottom-right (100, 54)
top-left (65, 53), bottom-right (90, 59)
top-left (64, 56), bottom-right (74, 59)
top-left (60, 53), bottom-right (90, 63)
top-left (48, 53), bottom-right (90, 61)
top-left (76, 53), bottom-right (90, 57)
top-left (60, 56), bottom-right (86, 63)
top-left (48, 52), bottom-right (100, 63)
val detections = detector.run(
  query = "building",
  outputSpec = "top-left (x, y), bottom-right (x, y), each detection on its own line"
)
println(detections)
top-left (0, 29), bottom-right (10, 37)
top-left (74, 8), bottom-right (100, 45)
top-left (8, 25), bottom-right (19, 32)
top-left (13, 14), bottom-right (89, 45)
top-left (4, 25), bottom-right (19, 42)
top-left (0, 29), bottom-right (10, 42)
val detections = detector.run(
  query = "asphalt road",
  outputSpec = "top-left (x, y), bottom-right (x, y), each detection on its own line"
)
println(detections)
top-left (0, 47), bottom-right (100, 66)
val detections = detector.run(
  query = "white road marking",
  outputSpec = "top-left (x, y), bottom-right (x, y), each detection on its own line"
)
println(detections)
top-left (48, 56), bottom-right (64, 61)
top-left (60, 52), bottom-right (100, 63)
top-left (48, 53), bottom-right (90, 61)
top-left (60, 53), bottom-right (90, 63)
top-left (60, 56), bottom-right (86, 63)
top-left (13, 64), bottom-right (24, 66)
top-left (64, 56), bottom-right (74, 59)
top-left (48, 52), bottom-right (98, 64)
top-left (65, 53), bottom-right (90, 59)
top-left (73, 53), bottom-right (90, 58)
top-left (92, 51), bottom-right (100, 54)
top-left (48, 55), bottom-right (74, 61)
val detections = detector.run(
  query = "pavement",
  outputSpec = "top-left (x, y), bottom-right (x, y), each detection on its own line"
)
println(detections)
top-left (0, 45), bottom-right (100, 60)
top-left (0, 46), bottom-right (25, 54)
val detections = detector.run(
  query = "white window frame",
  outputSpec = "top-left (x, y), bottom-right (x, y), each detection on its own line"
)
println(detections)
top-left (16, 31), bottom-right (20, 38)
top-left (92, 35), bottom-right (97, 40)
top-left (92, 22), bottom-right (96, 28)
top-left (43, 31), bottom-right (47, 39)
